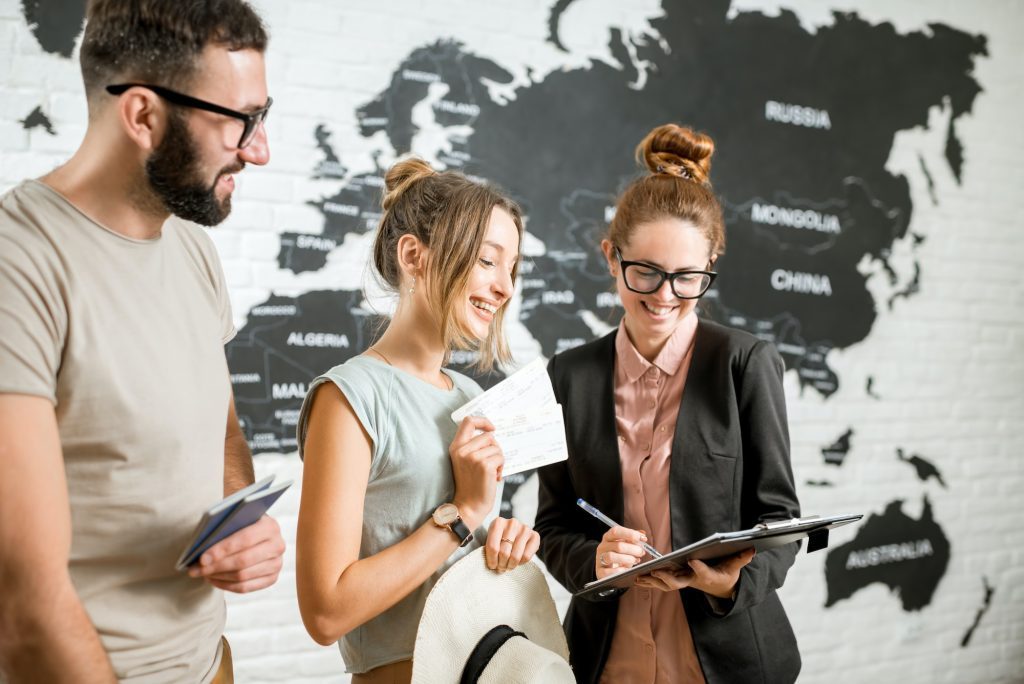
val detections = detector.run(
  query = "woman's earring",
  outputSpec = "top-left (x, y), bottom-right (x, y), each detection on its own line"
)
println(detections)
top-left (408, 278), bottom-right (415, 296)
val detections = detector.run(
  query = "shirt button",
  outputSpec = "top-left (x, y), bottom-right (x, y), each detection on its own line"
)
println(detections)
top-left (660, 426), bottom-right (667, 432)
top-left (648, 400), bottom-right (656, 409)
top-left (645, 643), bottom-right (654, 653)
top-left (642, 443), bottom-right (651, 451)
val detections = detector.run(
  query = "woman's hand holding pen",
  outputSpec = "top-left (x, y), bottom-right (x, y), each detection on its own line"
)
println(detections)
top-left (449, 415), bottom-right (503, 530)
top-left (636, 548), bottom-right (755, 599)
top-left (594, 526), bottom-right (649, 580)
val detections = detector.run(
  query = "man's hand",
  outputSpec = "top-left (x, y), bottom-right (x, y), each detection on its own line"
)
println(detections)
top-left (187, 515), bottom-right (285, 593)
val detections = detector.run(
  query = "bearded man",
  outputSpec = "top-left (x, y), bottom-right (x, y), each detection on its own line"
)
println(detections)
top-left (0, 1), bottom-right (285, 682)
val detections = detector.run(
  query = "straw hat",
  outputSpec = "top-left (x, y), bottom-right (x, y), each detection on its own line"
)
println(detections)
top-left (411, 548), bottom-right (573, 683)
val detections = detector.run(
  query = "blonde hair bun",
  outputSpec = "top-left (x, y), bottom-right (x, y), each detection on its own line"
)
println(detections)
top-left (636, 123), bottom-right (714, 185)
top-left (382, 157), bottom-right (436, 210)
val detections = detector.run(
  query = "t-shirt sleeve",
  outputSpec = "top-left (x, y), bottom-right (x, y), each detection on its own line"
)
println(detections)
top-left (214, 261), bottom-right (234, 345)
top-left (0, 232), bottom-right (66, 403)
top-left (182, 221), bottom-right (235, 344)
top-left (296, 363), bottom-right (392, 479)
top-left (204, 236), bottom-right (235, 344)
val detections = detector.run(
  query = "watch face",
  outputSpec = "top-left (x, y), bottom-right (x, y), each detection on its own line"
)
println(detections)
top-left (433, 503), bottom-right (459, 526)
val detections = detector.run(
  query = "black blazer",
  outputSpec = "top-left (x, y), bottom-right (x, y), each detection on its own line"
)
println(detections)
top-left (535, 319), bottom-right (802, 684)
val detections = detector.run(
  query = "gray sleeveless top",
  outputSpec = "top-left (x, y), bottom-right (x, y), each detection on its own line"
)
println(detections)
top-left (296, 355), bottom-right (484, 673)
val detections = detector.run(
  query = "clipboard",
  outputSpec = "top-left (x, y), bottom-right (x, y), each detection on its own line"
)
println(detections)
top-left (574, 513), bottom-right (862, 599)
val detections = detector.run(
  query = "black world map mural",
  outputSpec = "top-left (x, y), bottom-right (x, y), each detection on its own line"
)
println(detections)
top-left (224, 0), bottom-right (988, 618)
top-left (19, 0), bottom-right (991, 629)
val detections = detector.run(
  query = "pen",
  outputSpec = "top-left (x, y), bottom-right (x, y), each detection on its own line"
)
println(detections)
top-left (576, 498), bottom-right (663, 558)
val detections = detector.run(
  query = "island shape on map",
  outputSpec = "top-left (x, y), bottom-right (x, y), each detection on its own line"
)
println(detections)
top-left (824, 497), bottom-right (950, 611)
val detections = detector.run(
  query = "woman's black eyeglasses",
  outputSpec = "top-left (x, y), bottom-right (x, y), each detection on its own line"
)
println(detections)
top-left (105, 83), bottom-right (272, 149)
top-left (615, 248), bottom-right (717, 299)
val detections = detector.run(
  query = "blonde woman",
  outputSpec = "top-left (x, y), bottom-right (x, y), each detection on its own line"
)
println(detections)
top-left (295, 158), bottom-right (539, 683)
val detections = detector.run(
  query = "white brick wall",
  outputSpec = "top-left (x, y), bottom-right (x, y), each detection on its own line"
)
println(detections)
top-left (2, 0), bottom-right (1022, 681)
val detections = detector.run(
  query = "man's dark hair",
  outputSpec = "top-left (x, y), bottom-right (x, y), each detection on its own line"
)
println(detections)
top-left (80, 0), bottom-right (268, 104)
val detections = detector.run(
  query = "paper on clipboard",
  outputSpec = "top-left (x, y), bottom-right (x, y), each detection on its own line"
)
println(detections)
top-left (574, 513), bottom-right (863, 599)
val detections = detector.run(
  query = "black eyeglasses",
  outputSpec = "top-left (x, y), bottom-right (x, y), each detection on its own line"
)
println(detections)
top-left (105, 83), bottom-right (272, 149)
top-left (615, 248), bottom-right (717, 299)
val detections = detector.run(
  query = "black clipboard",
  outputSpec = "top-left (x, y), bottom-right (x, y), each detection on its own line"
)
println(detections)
top-left (574, 513), bottom-right (862, 599)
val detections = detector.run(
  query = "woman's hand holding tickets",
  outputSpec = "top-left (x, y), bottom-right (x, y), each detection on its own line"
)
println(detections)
top-left (449, 415), bottom-right (503, 530)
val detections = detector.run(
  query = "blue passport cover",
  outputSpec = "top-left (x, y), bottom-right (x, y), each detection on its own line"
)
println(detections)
top-left (176, 478), bottom-right (290, 570)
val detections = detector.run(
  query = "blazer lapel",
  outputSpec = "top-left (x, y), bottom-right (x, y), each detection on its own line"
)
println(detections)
top-left (571, 333), bottom-right (625, 523)
top-left (669, 318), bottom-right (718, 548)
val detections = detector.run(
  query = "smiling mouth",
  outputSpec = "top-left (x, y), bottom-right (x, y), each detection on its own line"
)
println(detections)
top-left (471, 298), bottom-right (499, 315)
top-left (642, 301), bottom-right (676, 316)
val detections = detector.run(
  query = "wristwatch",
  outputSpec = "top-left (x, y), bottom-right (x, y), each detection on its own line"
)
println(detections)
top-left (432, 503), bottom-right (474, 547)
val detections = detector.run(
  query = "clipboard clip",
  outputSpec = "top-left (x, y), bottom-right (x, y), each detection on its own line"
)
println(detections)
top-left (755, 515), bottom-right (820, 531)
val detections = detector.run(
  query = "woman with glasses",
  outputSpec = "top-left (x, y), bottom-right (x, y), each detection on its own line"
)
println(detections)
top-left (535, 123), bottom-right (802, 684)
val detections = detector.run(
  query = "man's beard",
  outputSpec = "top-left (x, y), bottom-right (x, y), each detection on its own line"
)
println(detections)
top-left (145, 111), bottom-right (242, 226)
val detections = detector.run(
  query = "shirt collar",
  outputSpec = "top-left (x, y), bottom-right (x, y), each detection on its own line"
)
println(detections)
top-left (615, 312), bottom-right (698, 383)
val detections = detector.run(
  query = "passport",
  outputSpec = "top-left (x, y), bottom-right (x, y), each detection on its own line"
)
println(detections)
top-left (175, 474), bottom-right (292, 571)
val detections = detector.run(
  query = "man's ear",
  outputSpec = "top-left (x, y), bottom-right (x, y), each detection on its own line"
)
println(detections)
top-left (115, 89), bottom-right (165, 152)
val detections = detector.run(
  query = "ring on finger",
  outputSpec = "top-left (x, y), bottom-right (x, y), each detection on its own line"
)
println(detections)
top-left (599, 552), bottom-right (611, 567)
top-left (500, 537), bottom-right (514, 545)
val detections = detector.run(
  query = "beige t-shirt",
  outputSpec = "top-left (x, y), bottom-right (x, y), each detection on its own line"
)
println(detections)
top-left (0, 180), bottom-right (235, 683)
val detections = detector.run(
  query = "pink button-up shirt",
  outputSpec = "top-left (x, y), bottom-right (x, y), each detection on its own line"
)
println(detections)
top-left (599, 314), bottom-right (706, 684)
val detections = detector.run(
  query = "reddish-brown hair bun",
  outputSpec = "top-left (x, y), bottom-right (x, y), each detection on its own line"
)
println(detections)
top-left (636, 123), bottom-right (714, 185)
top-left (609, 123), bottom-right (725, 258)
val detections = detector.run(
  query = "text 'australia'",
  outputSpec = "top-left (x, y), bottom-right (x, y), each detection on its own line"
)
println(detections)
top-left (845, 539), bottom-right (935, 569)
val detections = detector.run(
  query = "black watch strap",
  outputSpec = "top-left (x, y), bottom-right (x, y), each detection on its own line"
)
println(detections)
top-left (449, 517), bottom-right (474, 547)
